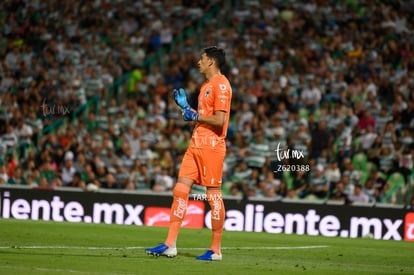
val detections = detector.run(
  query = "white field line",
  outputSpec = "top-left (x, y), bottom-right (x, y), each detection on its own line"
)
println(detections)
top-left (0, 265), bottom-right (129, 275)
top-left (0, 245), bottom-right (329, 250)
top-left (0, 245), bottom-right (329, 275)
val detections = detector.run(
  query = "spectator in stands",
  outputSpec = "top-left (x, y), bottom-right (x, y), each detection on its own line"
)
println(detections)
top-left (310, 120), bottom-right (332, 159)
top-left (329, 182), bottom-right (348, 203)
top-left (316, 148), bottom-right (330, 167)
top-left (290, 169), bottom-right (308, 199)
top-left (358, 124), bottom-right (378, 153)
top-left (232, 159), bottom-right (252, 184)
top-left (61, 151), bottom-right (76, 186)
top-left (246, 131), bottom-right (270, 169)
top-left (379, 121), bottom-right (397, 149)
top-left (113, 160), bottom-right (130, 187)
top-left (262, 170), bottom-right (280, 194)
top-left (399, 127), bottom-right (413, 148)
top-left (1, 124), bottom-right (18, 150)
top-left (326, 104), bottom-right (344, 132)
top-left (69, 172), bottom-right (86, 190)
top-left (0, 163), bottom-right (8, 184)
top-left (374, 107), bottom-right (393, 133)
top-left (159, 150), bottom-right (175, 175)
top-left (306, 164), bottom-right (329, 199)
top-left (400, 101), bottom-right (414, 128)
top-left (37, 177), bottom-right (51, 189)
top-left (339, 174), bottom-right (354, 198)
top-left (103, 172), bottom-right (119, 189)
top-left (229, 183), bottom-right (243, 198)
top-left (120, 144), bottom-right (136, 172)
top-left (152, 166), bottom-right (174, 192)
top-left (136, 163), bottom-right (153, 190)
top-left (275, 179), bottom-right (288, 198)
top-left (357, 110), bottom-right (376, 134)
top-left (7, 166), bottom-right (23, 185)
top-left (325, 160), bottom-right (341, 193)
top-left (366, 169), bottom-right (390, 202)
top-left (397, 146), bottom-right (413, 182)
top-left (336, 120), bottom-right (353, 168)
top-left (0, 0), bottom-right (412, 207)
top-left (300, 79), bottom-right (322, 111)
top-left (348, 183), bottom-right (370, 204)
top-left (15, 118), bottom-right (33, 158)
top-left (377, 145), bottom-right (397, 175)
top-left (363, 179), bottom-right (377, 203)
top-left (341, 157), bottom-right (361, 183)
top-left (289, 119), bottom-right (311, 163)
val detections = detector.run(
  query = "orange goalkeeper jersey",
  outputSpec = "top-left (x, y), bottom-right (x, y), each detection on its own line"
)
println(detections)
top-left (193, 74), bottom-right (232, 140)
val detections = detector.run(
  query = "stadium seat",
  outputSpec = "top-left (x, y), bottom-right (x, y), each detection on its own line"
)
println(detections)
top-left (352, 136), bottom-right (361, 152)
top-left (406, 172), bottom-right (414, 206)
top-left (313, 109), bottom-right (321, 121)
top-left (333, 138), bottom-right (340, 156)
top-left (366, 162), bottom-right (377, 171)
top-left (298, 108), bottom-right (309, 119)
top-left (378, 171), bottom-right (387, 180)
top-left (359, 170), bottom-right (369, 185)
top-left (40, 170), bottom-right (56, 182)
top-left (221, 181), bottom-right (233, 196)
top-left (382, 172), bottom-right (406, 204)
top-left (352, 152), bottom-right (368, 171)
top-left (283, 171), bottom-right (294, 190)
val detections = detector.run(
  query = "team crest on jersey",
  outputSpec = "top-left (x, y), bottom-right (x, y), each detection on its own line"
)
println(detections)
top-left (205, 90), bottom-right (211, 97)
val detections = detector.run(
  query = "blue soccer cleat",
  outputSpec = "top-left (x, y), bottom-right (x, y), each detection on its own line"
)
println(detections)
top-left (145, 243), bottom-right (177, 258)
top-left (196, 249), bottom-right (222, 261)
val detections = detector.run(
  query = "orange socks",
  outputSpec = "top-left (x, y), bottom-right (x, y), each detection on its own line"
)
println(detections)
top-left (165, 184), bottom-right (225, 255)
top-left (207, 188), bottom-right (225, 255)
top-left (165, 182), bottom-right (190, 248)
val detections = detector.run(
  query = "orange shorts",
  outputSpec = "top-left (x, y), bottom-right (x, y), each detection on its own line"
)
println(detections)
top-left (178, 139), bottom-right (226, 187)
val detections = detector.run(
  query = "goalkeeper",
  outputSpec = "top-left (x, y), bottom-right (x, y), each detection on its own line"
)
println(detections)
top-left (145, 46), bottom-right (232, 261)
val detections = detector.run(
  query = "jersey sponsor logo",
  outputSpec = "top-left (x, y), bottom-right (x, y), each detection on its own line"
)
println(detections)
top-left (219, 84), bottom-right (227, 91)
top-left (144, 201), bottom-right (205, 228)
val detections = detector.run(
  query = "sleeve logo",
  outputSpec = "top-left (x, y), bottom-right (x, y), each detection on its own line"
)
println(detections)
top-left (219, 84), bottom-right (227, 92)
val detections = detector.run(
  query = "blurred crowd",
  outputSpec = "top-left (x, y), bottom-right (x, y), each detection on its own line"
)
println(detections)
top-left (0, 0), bottom-right (413, 206)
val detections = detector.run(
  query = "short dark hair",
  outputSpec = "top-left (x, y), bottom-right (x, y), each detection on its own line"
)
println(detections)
top-left (203, 46), bottom-right (226, 70)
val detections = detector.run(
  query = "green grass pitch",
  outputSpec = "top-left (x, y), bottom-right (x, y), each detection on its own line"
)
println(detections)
top-left (0, 219), bottom-right (413, 275)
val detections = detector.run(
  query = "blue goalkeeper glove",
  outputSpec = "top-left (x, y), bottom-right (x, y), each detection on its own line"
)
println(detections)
top-left (173, 88), bottom-right (190, 110)
top-left (182, 108), bottom-right (199, 122)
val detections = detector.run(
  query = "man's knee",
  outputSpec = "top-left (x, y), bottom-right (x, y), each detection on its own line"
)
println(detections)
top-left (173, 181), bottom-right (192, 197)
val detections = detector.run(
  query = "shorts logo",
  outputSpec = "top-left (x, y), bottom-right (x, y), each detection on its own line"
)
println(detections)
top-left (404, 212), bottom-right (414, 241)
